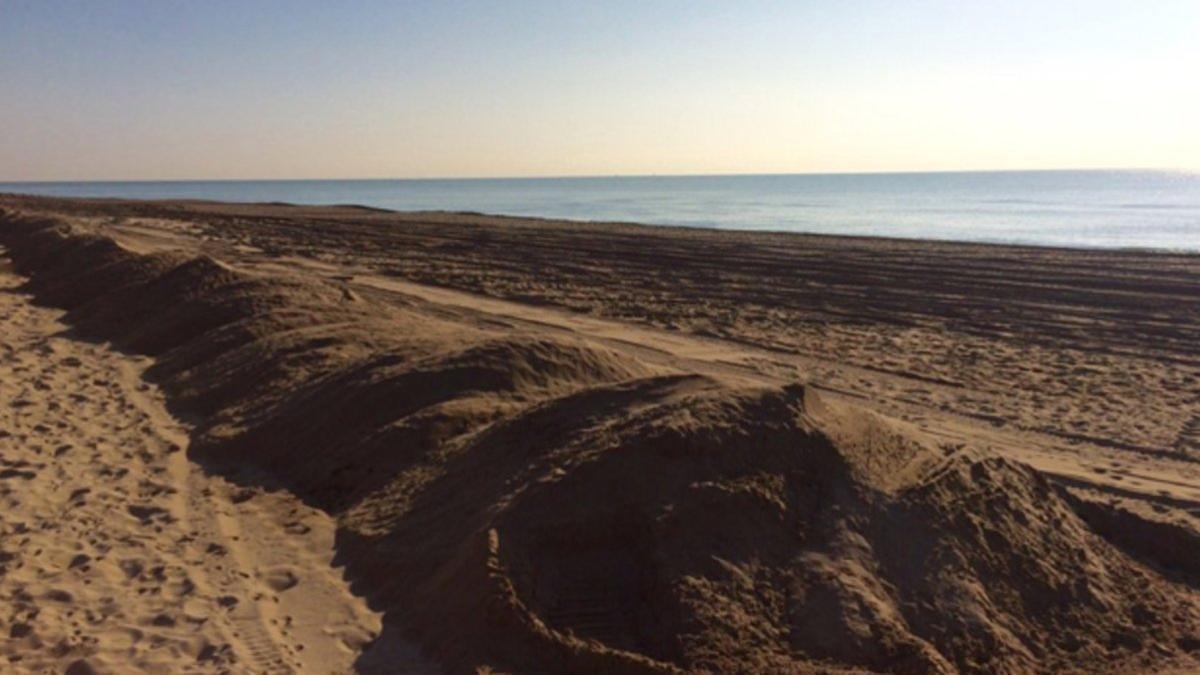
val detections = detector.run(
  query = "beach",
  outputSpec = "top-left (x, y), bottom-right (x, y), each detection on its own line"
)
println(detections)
top-left (1, 194), bottom-right (1198, 674)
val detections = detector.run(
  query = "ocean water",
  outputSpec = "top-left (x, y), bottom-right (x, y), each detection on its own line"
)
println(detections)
top-left (3, 170), bottom-right (1198, 251)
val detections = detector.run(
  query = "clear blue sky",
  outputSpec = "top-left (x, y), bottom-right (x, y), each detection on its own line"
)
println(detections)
top-left (2, 0), bottom-right (1197, 180)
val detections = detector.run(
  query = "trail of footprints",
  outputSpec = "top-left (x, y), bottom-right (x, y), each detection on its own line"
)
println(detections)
top-left (0, 255), bottom-right (381, 673)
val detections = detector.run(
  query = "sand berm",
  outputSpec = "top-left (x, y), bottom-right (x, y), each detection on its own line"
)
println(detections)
top-left (1, 208), bottom-right (1198, 674)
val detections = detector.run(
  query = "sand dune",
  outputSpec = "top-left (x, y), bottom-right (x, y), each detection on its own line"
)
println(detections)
top-left (1, 201), bottom-right (1199, 673)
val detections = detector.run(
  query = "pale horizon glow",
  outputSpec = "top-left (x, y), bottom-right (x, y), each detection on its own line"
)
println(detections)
top-left (2, 1), bottom-right (1198, 181)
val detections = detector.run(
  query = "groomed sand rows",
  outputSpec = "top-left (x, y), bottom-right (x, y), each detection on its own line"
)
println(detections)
top-left (2, 209), bottom-right (1198, 674)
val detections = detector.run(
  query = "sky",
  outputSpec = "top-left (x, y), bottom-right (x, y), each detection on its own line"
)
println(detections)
top-left (1, 0), bottom-right (1197, 181)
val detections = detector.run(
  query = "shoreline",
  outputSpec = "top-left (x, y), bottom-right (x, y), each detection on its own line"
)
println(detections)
top-left (4, 190), bottom-right (1200, 256)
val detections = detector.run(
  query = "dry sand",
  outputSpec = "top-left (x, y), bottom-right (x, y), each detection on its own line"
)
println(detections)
top-left (0, 195), bottom-right (1198, 674)
top-left (0, 251), bottom-right (391, 671)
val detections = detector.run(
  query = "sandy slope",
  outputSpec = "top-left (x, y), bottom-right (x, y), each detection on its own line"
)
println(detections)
top-left (0, 200), bottom-right (1198, 674)
top-left (0, 251), bottom-right (381, 673)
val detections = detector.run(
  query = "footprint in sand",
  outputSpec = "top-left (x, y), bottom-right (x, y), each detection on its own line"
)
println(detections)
top-left (260, 567), bottom-right (301, 592)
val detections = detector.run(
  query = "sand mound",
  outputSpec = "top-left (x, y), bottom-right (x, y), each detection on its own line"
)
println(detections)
top-left (445, 383), bottom-right (1197, 674)
top-left (2, 209), bottom-right (1197, 674)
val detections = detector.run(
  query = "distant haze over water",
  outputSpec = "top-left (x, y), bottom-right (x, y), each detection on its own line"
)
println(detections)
top-left (4, 170), bottom-right (1198, 251)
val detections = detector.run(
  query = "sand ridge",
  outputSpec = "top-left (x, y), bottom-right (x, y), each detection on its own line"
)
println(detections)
top-left (48, 195), bottom-right (1198, 468)
top-left (6, 194), bottom-right (1194, 506)
top-left (0, 249), bottom-right (382, 673)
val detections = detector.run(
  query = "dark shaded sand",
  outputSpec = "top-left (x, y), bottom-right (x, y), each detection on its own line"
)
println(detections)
top-left (1, 194), bottom-right (1199, 674)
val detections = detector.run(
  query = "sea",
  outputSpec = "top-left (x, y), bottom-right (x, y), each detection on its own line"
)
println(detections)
top-left (3, 170), bottom-right (1198, 251)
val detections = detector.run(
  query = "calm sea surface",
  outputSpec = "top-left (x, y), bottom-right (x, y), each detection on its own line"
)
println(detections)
top-left (3, 170), bottom-right (1198, 251)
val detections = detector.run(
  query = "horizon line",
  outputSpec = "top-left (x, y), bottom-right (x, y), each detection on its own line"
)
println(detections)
top-left (0, 166), bottom-right (1193, 185)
